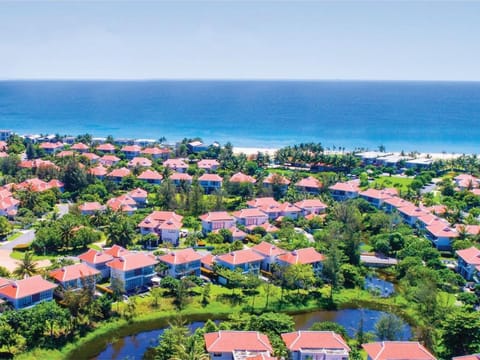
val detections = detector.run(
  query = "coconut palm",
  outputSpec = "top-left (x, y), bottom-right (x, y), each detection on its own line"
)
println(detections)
top-left (13, 251), bottom-right (39, 279)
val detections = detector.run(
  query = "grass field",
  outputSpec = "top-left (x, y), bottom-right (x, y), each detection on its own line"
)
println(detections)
top-left (371, 176), bottom-right (413, 192)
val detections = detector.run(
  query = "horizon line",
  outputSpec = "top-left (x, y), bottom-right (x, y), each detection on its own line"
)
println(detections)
top-left (1, 78), bottom-right (480, 83)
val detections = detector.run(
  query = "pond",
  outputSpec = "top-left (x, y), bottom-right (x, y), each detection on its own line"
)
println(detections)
top-left (364, 275), bottom-right (395, 297)
top-left (93, 309), bottom-right (411, 360)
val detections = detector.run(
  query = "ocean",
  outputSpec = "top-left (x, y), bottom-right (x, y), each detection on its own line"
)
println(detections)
top-left (0, 80), bottom-right (479, 153)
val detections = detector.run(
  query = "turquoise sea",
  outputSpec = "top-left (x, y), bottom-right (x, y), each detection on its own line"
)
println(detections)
top-left (0, 80), bottom-right (479, 153)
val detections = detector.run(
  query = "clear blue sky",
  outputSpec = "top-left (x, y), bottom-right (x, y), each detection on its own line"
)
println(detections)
top-left (1, 1), bottom-right (479, 80)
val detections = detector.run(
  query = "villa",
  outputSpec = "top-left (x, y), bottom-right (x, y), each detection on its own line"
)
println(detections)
top-left (121, 145), bottom-right (142, 159)
top-left (232, 208), bottom-right (269, 227)
top-left (163, 158), bottom-right (188, 173)
top-left (78, 249), bottom-right (114, 279)
top-left (362, 341), bottom-right (436, 360)
top-left (281, 331), bottom-right (350, 360)
top-left (158, 248), bottom-right (203, 278)
top-left (137, 169), bottom-right (163, 184)
top-left (49, 263), bottom-right (101, 291)
top-left (200, 211), bottom-right (235, 233)
top-left (229, 172), bottom-right (256, 184)
top-left (198, 173), bottom-right (223, 193)
top-left (78, 201), bottom-right (105, 215)
top-left (295, 176), bottom-right (322, 194)
top-left (215, 249), bottom-right (264, 279)
top-left (107, 253), bottom-right (158, 293)
top-left (138, 211), bottom-right (184, 246)
top-left (107, 167), bottom-right (131, 183)
top-left (0, 191), bottom-right (20, 218)
top-left (71, 143), bottom-right (90, 153)
top-left (0, 275), bottom-right (57, 310)
top-left (197, 159), bottom-right (220, 172)
top-left (263, 173), bottom-right (290, 195)
top-left (170, 172), bottom-right (193, 187)
top-left (106, 194), bottom-right (137, 214)
top-left (247, 197), bottom-right (282, 220)
top-left (294, 199), bottom-right (328, 216)
top-left (329, 180), bottom-right (360, 201)
top-left (456, 246), bottom-right (480, 282)
top-left (128, 157), bottom-right (152, 168)
top-left (99, 154), bottom-right (121, 166)
top-left (251, 241), bottom-right (287, 272)
top-left (127, 188), bottom-right (148, 206)
top-left (204, 331), bottom-right (273, 360)
top-left (141, 147), bottom-right (170, 160)
top-left (359, 188), bottom-right (398, 208)
top-left (276, 247), bottom-right (325, 274)
top-left (425, 222), bottom-right (458, 251)
top-left (39, 141), bottom-right (64, 154)
top-left (96, 143), bottom-right (116, 153)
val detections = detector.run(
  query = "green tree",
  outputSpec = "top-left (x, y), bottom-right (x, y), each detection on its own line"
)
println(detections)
top-left (322, 242), bottom-right (345, 300)
top-left (440, 308), bottom-right (480, 357)
top-left (62, 160), bottom-right (88, 194)
top-left (375, 313), bottom-right (404, 341)
top-left (0, 217), bottom-right (13, 239)
top-left (13, 252), bottom-right (39, 279)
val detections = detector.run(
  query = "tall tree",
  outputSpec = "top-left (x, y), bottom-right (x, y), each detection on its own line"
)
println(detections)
top-left (13, 252), bottom-right (39, 279)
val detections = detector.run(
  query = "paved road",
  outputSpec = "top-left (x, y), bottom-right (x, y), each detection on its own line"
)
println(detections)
top-left (0, 229), bottom-right (35, 250)
top-left (56, 203), bottom-right (70, 218)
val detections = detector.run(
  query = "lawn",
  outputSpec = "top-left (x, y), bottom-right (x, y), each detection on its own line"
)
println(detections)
top-left (6, 231), bottom-right (23, 242)
top-left (10, 250), bottom-right (53, 261)
top-left (371, 176), bottom-right (413, 192)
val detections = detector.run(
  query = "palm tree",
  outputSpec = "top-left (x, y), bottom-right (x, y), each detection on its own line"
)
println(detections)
top-left (171, 335), bottom-right (209, 360)
top-left (13, 251), bottom-right (39, 279)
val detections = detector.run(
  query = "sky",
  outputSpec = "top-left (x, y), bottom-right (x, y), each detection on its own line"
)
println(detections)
top-left (1, 1), bottom-right (479, 81)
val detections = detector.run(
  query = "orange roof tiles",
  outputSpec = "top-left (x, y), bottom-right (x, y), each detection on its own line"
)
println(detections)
top-left (107, 253), bottom-right (157, 271)
top-left (281, 331), bottom-right (350, 352)
top-left (296, 176), bottom-right (322, 189)
top-left (362, 341), bottom-right (436, 360)
top-left (199, 211), bottom-right (234, 222)
top-left (229, 172), bottom-right (256, 183)
top-left (263, 173), bottom-right (290, 185)
top-left (0, 275), bottom-right (57, 299)
top-left (251, 241), bottom-right (287, 257)
top-left (204, 331), bottom-right (273, 353)
top-left (456, 246), bottom-right (480, 265)
top-left (138, 169), bottom-right (163, 181)
top-left (277, 247), bottom-right (325, 265)
top-left (158, 248), bottom-right (203, 265)
top-left (216, 249), bottom-right (264, 265)
top-left (49, 263), bottom-right (100, 282)
top-left (198, 173), bottom-right (223, 182)
top-left (78, 249), bottom-right (114, 264)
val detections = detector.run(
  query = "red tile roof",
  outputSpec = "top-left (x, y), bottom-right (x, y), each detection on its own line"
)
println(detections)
top-left (0, 275), bottom-right (57, 299)
top-left (198, 173), bottom-right (223, 182)
top-left (82, 152), bottom-right (100, 161)
top-left (216, 249), bottom-right (264, 265)
top-left (141, 147), bottom-right (170, 156)
top-left (170, 172), bottom-right (193, 181)
top-left (397, 205), bottom-right (428, 218)
top-left (282, 331), bottom-right (350, 352)
top-left (232, 208), bottom-right (268, 219)
top-left (49, 263), bottom-right (100, 282)
top-left (71, 143), bottom-right (89, 151)
top-left (229, 172), bottom-right (256, 184)
top-left (96, 143), bottom-right (116, 151)
top-left (128, 157), bottom-right (152, 167)
top-left (294, 199), bottom-right (328, 209)
top-left (158, 248), bottom-right (203, 265)
top-left (107, 253), bottom-right (157, 271)
top-left (128, 188), bottom-right (148, 199)
top-left (78, 249), bottom-right (114, 264)
top-left (383, 197), bottom-right (412, 208)
top-left (139, 211), bottom-right (183, 230)
top-left (164, 158), bottom-right (188, 169)
top-left (56, 150), bottom-right (74, 158)
top-left (456, 246), bottom-right (480, 265)
top-left (107, 195), bottom-right (137, 212)
top-left (247, 197), bottom-right (280, 209)
top-left (138, 169), bottom-right (163, 181)
top-left (360, 188), bottom-right (398, 200)
top-left (197, 159), bottom-right (220, 169)
top-left (296, 176), bottom-right (322, 189)
top-left (121, 145), bottom-right (142, 152)
top-left (199, 211), bottom-right (234, 222)
top-left (263, 173), bottom-right (290, 185)
top-left (455, 224), bottom-right (480, 236)
top-left (362, 341), bottom-right (436, 360)
top-left (89, 165), bottom-right (108, 176)
top-left (204, 331), bottom-right (273, 353)
top-left (103, 245), bottom-right (130, 258)
top-left (40, 141), bottom-right (64, 149)
top-left (426, 222), bottom-right (458, 238)
top-left (329, 179), bottom-right (360, 192)
top-left (453, 355), bottom-right (480, 360)
top-left (277, 247), bottom-right (325, 265)
top-left (107, 167), bottom-right (131, 178)
top-left (247, 222), bottom-right (279, 233)
top-left (79, 201), bottom-right (104, 212)
top-left (100, 154), bottom-right (121, 164)
top-left (251, 241), bottom-right (287, 257)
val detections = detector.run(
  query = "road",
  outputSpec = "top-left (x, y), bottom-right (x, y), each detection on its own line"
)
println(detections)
top-left (0, 229), bottom-right (35, 250)
top-left (56, 203), bottom-right (70, 218)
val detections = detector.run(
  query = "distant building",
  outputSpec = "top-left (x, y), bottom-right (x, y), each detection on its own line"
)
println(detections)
top-left (456, 246), bottom-right (480, 282)
top-left (107, 253), bottom-right (157, 293)
top-left (0, 276), bottom-right (57, 309)
top-left (0, 130), bottom-right (12, 141)
top-left (158, 248), bottom-right (203, 278)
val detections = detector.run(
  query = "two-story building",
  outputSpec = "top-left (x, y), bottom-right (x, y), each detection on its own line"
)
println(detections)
top-left (329, 180), bottom-right (360, 201)
top-left (215, 249), bottom-right (264, 278)
top-left (139, 211), bottom-right (184, 246)
top-left (294, 199), bottom-right (328, 216)
top-left (39, 141), bottom-right (64, 155)
top-left (200, 211), bottom-right (236, 233)
top-left (425, 222), bottom-right (458, 251)
top-left (141, 147), bottom-right (171, 160)
top-left (456, 246), bottom-right (480, 282)
top-left (78, 249), bottom-right (114, 279)
top-left (128, 157), bottom-right (152, 168)
top-left (170, 172), bottom-right (193, 187)
top-left (263, 173), bottom-right (290, 196)
top-left (198, 173), bottom-right (223, 194)
top-left (158, 248), bottom-right (203, 278)
top-left (121, 145), bottom-right (142, 159)
top-left (49, 263), bottom-right (101, 290)
top-left (107, 253), bottom-right (158, 293)
top-left (107, 167), bottom-right (131, 183)
top-left (89, 165), bottom-right (108, 180)
top-left (0, 276), bottom-right (57, 309)
top-left (251, 241), bottom-right (287, 272)
top-left (281, 331), bottom-right (350, 360)
top-left (229, 172), bottom-right (256, 184)
top-left (78, 201), bottom-right (105, 216)
top-left (295, 176), bottom-right (322, 194)
top-left (137, 169), bottom-right (163, 184)
top-left (247, 197), bottom-right (283, 220)
top-left (197, 159), bottom-right (220, 172)
top-left (232, 208), bottom-right (269, 227)
top-left (204, 331), bottom-right (273, 360)
top-left (164, 158), bottom-right (188, 173)
top-left (99, 154), bottom-right (121, 167)
top-left (276, 247), bottom-right (325, 274)
top-left (359, 188), bottom-right (398, 209)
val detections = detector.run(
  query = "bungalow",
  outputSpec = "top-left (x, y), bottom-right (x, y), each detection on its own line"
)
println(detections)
top-left (263, 173), bottom-right (290, 195)
top-left (295, 176), bottom-right (322, 194)
top-left (107, 167), bottom-right (131, 183)
top-left (138, 169), bottom-right (163, 185)
top-left (251, 241), bottom-right (287, 272)
top-left (158, 248), bottom-right (203, 278)
top-left (247, 222), bottom-right (280, 234)
top-left (78, 201), bottom-right (105, 215)
top-left (81, 152), bottom-right (100, 163)
top-left (71, 143), bottom-right (90, 153)
top-left (396, 205), bottom-right (428, 226)
top-left (200, 211), bottom-right (236, 233)
top-left (198, 159), bottom-right (220, 172)
top-left (294, 199), bottom-right (328, 216)
top-left (121, 145), bottom-right (142, 159)
top-left (455, 224), bottom-right (480, 237)
top-left (170, 172), bottom-right (193, 187)
top-left (456, 246), bottom-right (480, 282)
top-left (100, 155), bottom-right (121, 167)
top-left (128, 188), bottom-right (148, 206)
top-left (247, 197), bottom-right (282, 220)
top-left (454, 174), bottom-right (479, 190)
top-left (425, 222), bottom-right (458, 251)
top-left (329, 180), bottom-right (360, 201)
top-left (96, 143), bottom-right (116, 153)
top-left (106, 195), bottom-right (137, 214)
top-left (0, 194), bottom-right (20, 218)
top-left (39, 141), bottom-right (64, 154)
top-left (215, 249), bottom-right (264, 276)
top-left (89, 165), bottom-right (108, 179)
top-left (278, 202), bottom-right (302, 220)
top-left (229, 172), bottom-right (256, 184)
top-left (204, 331), bottom-right (274, 360)
top-left (128, 157), bottom-right (152, 168)
top-left (49, 263), bottom-right (100, 290)
top-left (138, 211), bottom-right (184, 246)
top-left (198, 173), bottom-right (223, 193)
top-left (0, 275), bottom-right (57, 309)
top-left (281, 331), bottom-right (350, 360)
top-left (232, 208), bottom-right (269, 227)
top-left (163, 158), bottom-right (188, 173)
top-left (359, 188), bottom-right (398, 208)
top-left (362, 341), bottom-right (436, 360)
top-left (107, 253), bottom-right (157, 293)
top-left (382, 197), bottom-right (412, 213)
top-left (78, 249), bottom-right (114, 279)
top-left (141, 147), bottom-right (170, 160)
top-left (276, 247), bottom-right (325, 274)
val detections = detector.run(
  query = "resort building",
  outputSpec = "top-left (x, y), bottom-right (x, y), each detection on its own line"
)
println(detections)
top-left (141, 147), bottom-right (170, 160)
top-left (229, 172), bottom-right (256, 184)
top-left (0, 276), bottom-right (57, 310)
top-left (104, 245), bottom-right (130, 258)
top-left (106, 167), bottom-right (131, 183)
top-left (187, 140), bottom-right (208, 153)
top-left (200, 211), bottom-right (235, 233)
top-left (251, 241), bottom-right (287, 272)
top-left (163, 158), bottom-right (188, 173)
top-left (49, 263), bottom-right (101, 291)
top-left (106, 194), bottom-right (137, 214)
top-left (78, 201), bottom-right (105, 215)
top-left (295, 176), bottom-right (322, 194)
top-left (276, 247), bottom-right (325, 274)
top-left (170, 172), bottom-right (193, 187)
top-left (128, 157), bottom-right (152, 168)
top-left (107, 253), bottom-right (158, 293)
top-left (329, 180), bottom-right (360, 201)
top-left (137, 169), bottom-right (163, 184)
top-left (121, 145), bottom-right (142, 159)
top-left (294, 199), bottom-right (328, 216)
top-left (425, 222), bottom-right (458, 251)
top-left (99, 155), bottom-right (121, 166)
top-left (197, 159), bottom-right (220, 172)
top-left (456, 246), bottom-right (480, 282)
top-left (0, 129), bottom-right (12, 141)
top-left (198, 173), bottom-right (223, 193)
top-left (78, 249), bottom-right (114, 279)
top-left (247, 197), bottom-right (282, 220)
top-left (232, 208), bottom-right (269, 227)
top-left (359, 188), bottom-right (398, 208)
top-left (263, 173), bottom-right (290, 196)
top-left (96, 143), bottom-right (116, 153)
top-left (215, 249), bottom-right (264, 279)
top-left (0, 191), bottom-right (20, 218)
top-left (89, 165), bottom-right (108, 179)
top-left (71, 143), bottom-right (90, 153)
top-left (158, 248), bottom-right (203, 278)
top-left (39, 141), bottom-right (64, 154)
top-left (127, 188), bottom-right (148, 206)
top-left (281, 331), bottom-right (350, 360)
top-left (204, 331), bottom-right (274, 360)
top-left (362, 341), bottom-right (436, 360)
top-left (138, 211), bottom-right (184, 246)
